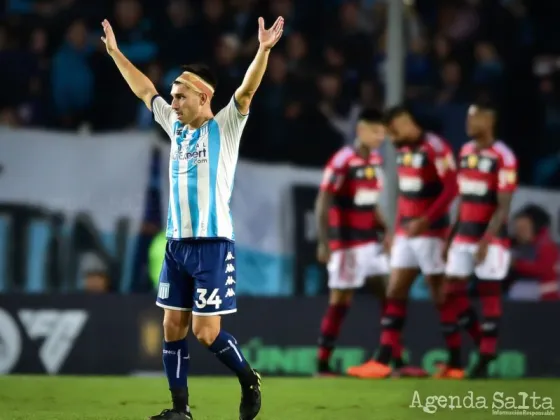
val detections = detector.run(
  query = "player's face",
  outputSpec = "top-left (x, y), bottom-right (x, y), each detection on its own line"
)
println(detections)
top-left (387, 114), bottom-right (413, 144)
top-left (466, 105), bottom-right (492, 137)
top-left (357, 121), bottom-right (386, 149)
top-left (170, 83), bottom-right (206, 124)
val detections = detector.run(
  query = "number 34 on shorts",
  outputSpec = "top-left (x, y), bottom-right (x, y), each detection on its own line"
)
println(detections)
top-left (195, 288), bottom-right (225, 310)
top-left (155, 240), bottom-right (238, 316)
top-left (193, 284), bottom-right (237, 315)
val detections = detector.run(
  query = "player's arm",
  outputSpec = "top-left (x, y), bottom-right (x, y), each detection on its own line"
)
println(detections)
top-left (374, 207), bottom-right (388, 232)
top-left (234, 17), bottom-right (284, 114)
top-left (315, 159), bottom-right (345, 263)
top-left (484, 159), bottom-right (517, 239)
top-left (485, 192), bottom-right (513, 238)
top-left (424, 147), bottom-right (459, 223)
top-left (315, 189), bottom-right (333, 251)
top-left (447, 205), bottom-right (460, 241)
top-left (372, 161), bottom-right (387, 232)
top-left (101, 19), bottom-right (158, 110)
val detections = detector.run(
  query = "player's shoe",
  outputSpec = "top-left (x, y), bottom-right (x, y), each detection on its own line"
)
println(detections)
top-left (315, 368), bottom-right (338, 377)
top-left (149, 408), bottom-right (193, 420)
top-left (432, 364), bottom-right (465, 379)
top-left (468, 361), bottom-right (490, 379)
top-left (393, 365), bottom-right (429, 378)
top-left (346, 360), bottom-right (392, 378)
top-left (315, 361), bottom-right (339, 377)
top-left (239, 369), bottom-right (262, 420)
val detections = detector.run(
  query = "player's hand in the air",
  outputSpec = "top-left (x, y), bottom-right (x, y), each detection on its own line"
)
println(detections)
top-left (317, 242), bottom-right (331, 264)
top-left (258, 16), bottom-right (284, 51)
top-left (101, 19), bottom-right (118, 55)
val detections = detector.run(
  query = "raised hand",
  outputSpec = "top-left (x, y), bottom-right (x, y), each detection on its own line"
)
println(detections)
top-left (258, 16), bottom-right (284, 51)
top-left (100, 19), bottom-right (118, 55)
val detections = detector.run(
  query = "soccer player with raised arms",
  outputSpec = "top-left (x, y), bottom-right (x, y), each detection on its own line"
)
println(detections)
top-left (101, 15), bottom-right (284, 420)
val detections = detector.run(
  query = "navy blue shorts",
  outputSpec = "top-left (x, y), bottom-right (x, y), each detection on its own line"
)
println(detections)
top-left (156, 239), bottom-right (237, 316)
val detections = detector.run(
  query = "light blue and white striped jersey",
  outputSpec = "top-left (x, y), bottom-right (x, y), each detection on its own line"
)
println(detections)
top-left (152, 95), bottom-right (248, 240)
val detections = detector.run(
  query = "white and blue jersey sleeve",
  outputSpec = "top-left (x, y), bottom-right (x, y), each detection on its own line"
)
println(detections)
top-left (155, 95), bottom-right (248, 241)
top-left (152, 95), bottom-right (178, 139)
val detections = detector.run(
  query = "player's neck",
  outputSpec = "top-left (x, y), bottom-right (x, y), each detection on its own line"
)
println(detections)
top-left (187, 111), bottom-right (214, 129)
top-left (410, 126), bottom-right (423, 143)
top-left (474, 135), bottom-right (495, 149)
top-left (354, 142), bottom-right (370, 159)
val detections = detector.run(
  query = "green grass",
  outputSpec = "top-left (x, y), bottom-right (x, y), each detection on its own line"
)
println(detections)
top-left (0, 376), bottom-right (558, 419)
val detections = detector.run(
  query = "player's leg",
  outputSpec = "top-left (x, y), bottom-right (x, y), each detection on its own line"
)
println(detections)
top-left (152, 241), bottom-right (193, 420)
top-left (317, 248), bottom-right (355, 375)
top-left (348, 236), bottom-right (419, 378)
top-left (347, 246), bottom-right (406, 375)
top-left (409, 237), bottom-right (464, 379)
top-left (470, 245), bottom-right (511, 378)
top-left (316, 288), bottom-right (353, 375)
top-left (190, 240), bottom-right (260, 420)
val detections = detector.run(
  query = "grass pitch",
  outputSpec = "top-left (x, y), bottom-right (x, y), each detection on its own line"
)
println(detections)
top-left (0, 376), bottom-right (558, 419)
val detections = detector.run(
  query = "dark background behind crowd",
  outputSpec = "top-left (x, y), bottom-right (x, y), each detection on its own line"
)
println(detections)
top-left (2, 0), bottom-right (560, 186)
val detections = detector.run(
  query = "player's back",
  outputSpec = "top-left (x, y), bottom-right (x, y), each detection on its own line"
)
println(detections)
top-left (455, 139), bottom-right (517, 244)
top-left (320, 146), bottom-right (383, 250)
top-left (395, 132), bottom-right (453, 235)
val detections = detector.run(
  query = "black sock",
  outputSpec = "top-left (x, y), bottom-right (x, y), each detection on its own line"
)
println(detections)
top-left (171, 388), bottom-right (188, 413)
top-left (393, 356), bottom-right (405, 369)
top-left (447, 348), bottom-right (462, 369)
top-left (376, 345), bottom-right (393, 365)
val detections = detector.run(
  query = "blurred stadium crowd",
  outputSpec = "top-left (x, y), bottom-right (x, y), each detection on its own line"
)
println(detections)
top-left (1, 0), bottom-right (560, 185)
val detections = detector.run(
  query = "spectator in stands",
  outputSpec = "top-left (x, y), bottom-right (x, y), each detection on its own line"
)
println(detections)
top-left (432, 34), bottom-right (453, 67)
top-left (112, 0), bottom-right (156, 65)
top-left (231, 0), bottom-right (260, 57)
top-left (90, 0), bottom-right (158, 130)
top-left (158, 0), bottom-right (202, 69)
top-left (473, 41), bottom-right (504, 91)
top-left (436, 60), bottom-right (467, 105)
top-left (51, 19), bottom-right (93, 129)
top-left (510, 204), bottom-right (559, 301)
top-left (84, 270), bottom-right (111, 293)
top-left (137, 61), bottom-right (165, 130)
top-left (337, 0), bottom-right (373, 75)
top-left (81, 253), bottom-right (112, 294)
top-left (200, 0), bottom-right (231, 54)
top-left (406, 36), bottom-right (434, 88)
top-left (212, 34), bottom-right (244, 109)
top-left (286, 31), bottom-right (312, 82)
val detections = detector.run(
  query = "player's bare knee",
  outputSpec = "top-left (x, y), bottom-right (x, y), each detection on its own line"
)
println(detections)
top-left (162, 309), bottom-right (190, 341)
top-left (192, 316), bottom-right (221, 346)
top-left (329, 289), bottom-right (353, 305)
top-left (387, 269), bottom-right (416, 299)
top-left (387, 279), bottom-right (407, 300)
top-left (368, 276), bottom-right (387, 299)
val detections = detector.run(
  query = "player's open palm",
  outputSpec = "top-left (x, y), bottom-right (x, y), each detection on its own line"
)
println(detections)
top-left (258, 16), bottom-right (284, 50)
top-left (100, 19), bottom-right (118, 55)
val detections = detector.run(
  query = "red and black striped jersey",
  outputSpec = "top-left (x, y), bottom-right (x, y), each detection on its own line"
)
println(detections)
top-left (396, 132), bottom-right (457, 237)
top-left (455, 140), bottom-right (517, 245)
top-left (320, 146), bottom-right (383, 250)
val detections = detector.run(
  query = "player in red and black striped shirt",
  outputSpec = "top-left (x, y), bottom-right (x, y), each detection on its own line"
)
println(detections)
top-left (315, 109), bottom-right (395, 375)
top-left (441, 101), bottom-right (518, 378)
top-left (348, 106), bottom-right (459, 379)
